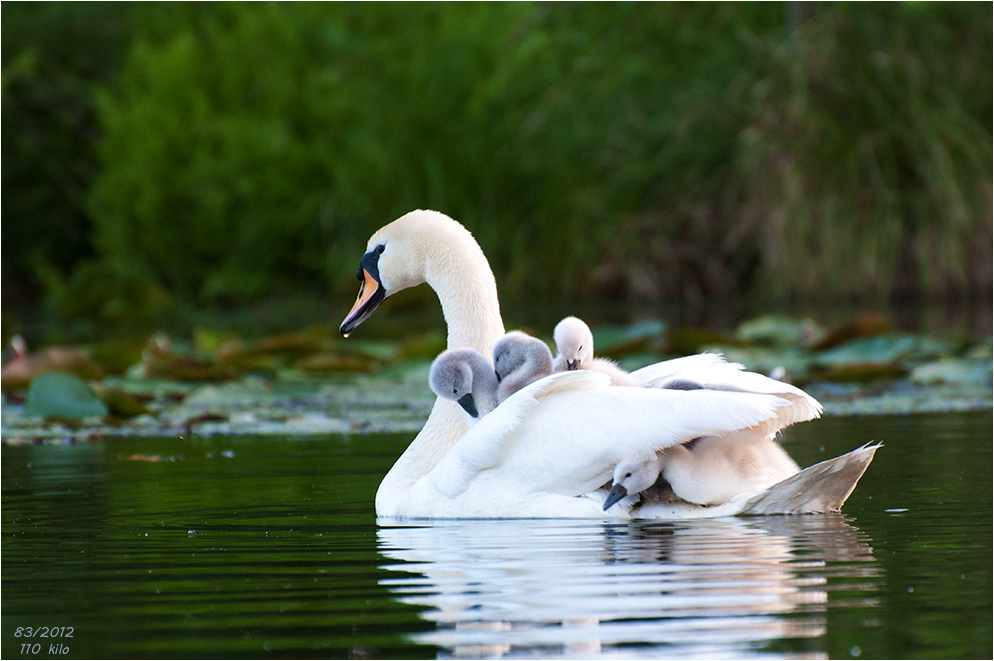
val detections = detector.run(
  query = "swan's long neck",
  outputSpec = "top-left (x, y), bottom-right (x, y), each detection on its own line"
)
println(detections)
top-left (376, 215), bottom-right (505, 515)
top-left (425, 237), bottom-right (505, 356)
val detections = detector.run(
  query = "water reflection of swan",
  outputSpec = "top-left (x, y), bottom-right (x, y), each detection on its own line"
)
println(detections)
top-left (377, 516), bottom-right (878, 658)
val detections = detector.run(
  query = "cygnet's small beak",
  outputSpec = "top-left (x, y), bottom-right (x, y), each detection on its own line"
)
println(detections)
top-left (602, 483), bottom-right (628, 510)
top-left (566, 359), bottom-right (580, 371)
top-left (456, 393), bottom-right (479, 419)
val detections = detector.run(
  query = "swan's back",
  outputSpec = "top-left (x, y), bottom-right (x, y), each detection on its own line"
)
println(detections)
top-left (429, 371), bottom-right (793, 504)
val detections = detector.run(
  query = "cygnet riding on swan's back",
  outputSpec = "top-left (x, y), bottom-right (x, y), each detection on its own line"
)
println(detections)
top-left (429, 332), bottom-right (552, 423)
top-left (493, 331), bottom-right (554, 403)
top-left (605, 430), bottom-right (802, 509)
top-left (553, 316), bottom-right (637, 386)
top-left (555, 316), bottom-right (808, 508)
top-left (429, 348), bottom-right (498, 424)
top-left (339, 209), bottom-right (879, 519)
top-left (603, 378), bottom-right (802, 509)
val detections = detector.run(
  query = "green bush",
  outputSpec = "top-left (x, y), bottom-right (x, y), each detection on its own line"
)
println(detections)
top-left (27, 2), bottom-right (992, 318)
top-left (1, 2), bottom-right (133, 301)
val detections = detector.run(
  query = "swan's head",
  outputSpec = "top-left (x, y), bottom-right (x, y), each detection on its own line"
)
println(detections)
top-left (341, 210), bottom-right (472, 337)
top-left (493, 331), bottom-right (553, 384)
top-left (553, 316), bottom-right (594, 370)
top-left (603, 458), bottom-right (660, 510)
top-left (428, 348), bottom-right (497, 419)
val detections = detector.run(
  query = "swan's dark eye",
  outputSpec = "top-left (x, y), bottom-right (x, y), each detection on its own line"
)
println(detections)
top-left (376, 244), bottom-right (385, 254)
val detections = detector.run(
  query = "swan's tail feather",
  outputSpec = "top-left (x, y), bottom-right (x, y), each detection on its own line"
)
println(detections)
top-left (741, 443), bottom-right (881, 515)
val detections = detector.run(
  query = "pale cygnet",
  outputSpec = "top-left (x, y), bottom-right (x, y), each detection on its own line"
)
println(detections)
top-left (604, 430), bottom-right (800, 509)
top-left (553, 316), bottom-right (637, 386)
top-left (660, 432), bottom-right (800, 505)
top-left (603, 454), bottom-right (665, 510)
top-left (492, 331), bottom-right (554, 404)
top-left (428, 348), bottom-right (499, 424)
top-left (601, 379), bottom-right (705, 510)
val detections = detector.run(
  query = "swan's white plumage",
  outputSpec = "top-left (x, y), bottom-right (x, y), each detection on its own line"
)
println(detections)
top-left (631, 353), bottom-right (822, 430)
top-left (340, 210), bottom-right (875, 519)
top-left (362, 211), bottom-right (506, 514)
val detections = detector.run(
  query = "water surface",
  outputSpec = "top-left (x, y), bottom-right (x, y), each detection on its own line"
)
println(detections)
top-left (3, 412), bottom-right (991, 658)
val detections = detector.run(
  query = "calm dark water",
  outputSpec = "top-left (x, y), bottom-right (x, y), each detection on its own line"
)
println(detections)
top-left (3, 412), bottom-right (991, 659)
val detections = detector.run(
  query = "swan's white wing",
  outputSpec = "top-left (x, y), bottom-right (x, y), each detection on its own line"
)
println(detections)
top-left (690, 369), bottom-right (822, 429)
top-left (629, 352), bottom-right (734, 384)
top-left (506, 387), bottom-right (791, 496)
top-left (429, 371), bottom-right (609, 498)
top-left (431, 374), bottom-right (790, 500)
top-left (631, 352), bottom-right (822, 431)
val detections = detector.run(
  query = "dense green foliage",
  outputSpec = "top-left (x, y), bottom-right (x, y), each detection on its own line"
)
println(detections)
top-left (3, 2), bottom-right (990, 323)
top-left (1, 2), bottom-right (133, 304)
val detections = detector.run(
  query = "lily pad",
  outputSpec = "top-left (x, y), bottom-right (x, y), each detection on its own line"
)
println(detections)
top-left (23, 372), bottom-right (109, 419)
top-left (592, 319), bottom-right (666, 358)
top-left (810, 314), bottom-right (890, 351)
top-left (735, 315), bottom-right (823, 348)
top-left (809, 362), bottom-right (909, 384)
top-left (700, 345), bottom-right (812, 378)
top-left (814, 334), bottom-right (917, 367)
top-left (91, 385), bottom-right (151, 417)
top-left (910, 359), bottom-right (993, 385)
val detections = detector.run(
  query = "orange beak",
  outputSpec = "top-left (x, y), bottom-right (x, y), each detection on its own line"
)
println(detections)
top-left (340, 267), bottom-right (385, 337)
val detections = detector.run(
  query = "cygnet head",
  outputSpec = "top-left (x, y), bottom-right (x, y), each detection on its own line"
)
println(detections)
top-left (553, 316), bottom-right (594, 370)
top-left (493, 331), bottom-right (553, 403)
top-left (603, 457), bottom-right (661, 510)
top-left (429, 348), bottom-right (498, 420)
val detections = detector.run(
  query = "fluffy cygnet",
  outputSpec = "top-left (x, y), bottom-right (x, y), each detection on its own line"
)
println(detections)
top-left (553, 316), bottom-right (637, 386)
top-left (493, 331), bottom-right (554, 404)
top-left (603, 454), bottom-right (665, 510)
top-left (428, 348), bottom-right (499, 424)
top-left (604, 432), bottom-right (800, 509)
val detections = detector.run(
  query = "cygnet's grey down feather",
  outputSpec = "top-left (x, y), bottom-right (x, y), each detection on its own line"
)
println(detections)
top-left (429, 348), bottom-right (498, 421)
top-left (493, 331), bottom-right (554, 404)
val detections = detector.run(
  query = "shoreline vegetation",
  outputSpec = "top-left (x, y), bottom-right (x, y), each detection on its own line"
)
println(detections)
top-left (2, 311), bottom-right (991, 443)
top-left (3, 3), bottom-right (991, 333)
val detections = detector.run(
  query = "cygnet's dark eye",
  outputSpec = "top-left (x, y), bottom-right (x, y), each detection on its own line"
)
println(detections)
top-left (624, 472), bottom-right (632, 479)
top-left (452, 388), bottom-right (458, 394)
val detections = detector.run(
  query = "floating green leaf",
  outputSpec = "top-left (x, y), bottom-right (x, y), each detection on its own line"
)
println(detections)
top-left (593, 319), bottom-right (666, 358)
top-left (23, 372), bottom-right (109, 419)
top-left (735, 315), bottom-right (823, 348)
top-left (814, 334), bottom-right (917, 367)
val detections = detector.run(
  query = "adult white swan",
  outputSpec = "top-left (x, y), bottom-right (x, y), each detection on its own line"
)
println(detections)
top-left (340, 209), bottom-right (878, 518)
